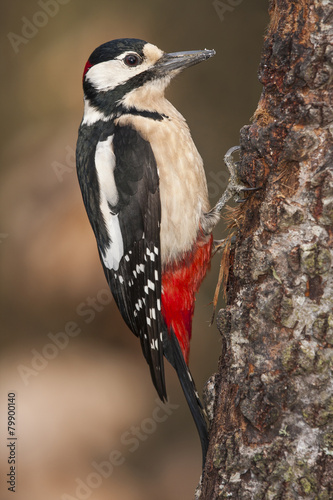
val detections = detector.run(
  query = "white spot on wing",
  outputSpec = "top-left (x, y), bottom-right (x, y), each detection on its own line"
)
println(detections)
top-left (150, 339), bottom-right (158, 349)
top-left (147, 279), bottom-right (155, 291)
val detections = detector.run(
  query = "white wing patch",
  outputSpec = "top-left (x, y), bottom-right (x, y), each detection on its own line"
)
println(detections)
top-left (95, 135), bottom-right (119, 206)
top-left (101, 214), bottom-right (123, 271)
top-left (95, 135), bottom-right (124, 271)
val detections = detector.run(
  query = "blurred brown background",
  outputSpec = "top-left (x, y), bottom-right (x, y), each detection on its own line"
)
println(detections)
top-left (0, 1), bottom-right (268, 499)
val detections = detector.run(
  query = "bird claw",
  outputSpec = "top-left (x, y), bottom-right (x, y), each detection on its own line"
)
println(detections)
top-left (239, 186), bottom-right (261, 192)
top-left (213, 238), bottom-right (227, 252)
top-left (234, 186), bottom-right (261, 203)
top-left (212, 146), bottom-right (260, 213)
top-left (203, 146), bottom-right (261, 234)
top-left (213, 234), bottom-right (236, 252)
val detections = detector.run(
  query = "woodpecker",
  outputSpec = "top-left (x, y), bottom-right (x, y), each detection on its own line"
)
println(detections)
top-left (76, 38), bottom-right (224, 465)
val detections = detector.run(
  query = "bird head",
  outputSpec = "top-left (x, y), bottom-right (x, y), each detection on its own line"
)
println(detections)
top-left (81, 38), bottom-right (215, 119)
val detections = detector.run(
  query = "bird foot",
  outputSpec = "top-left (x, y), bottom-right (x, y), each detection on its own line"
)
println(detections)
top-left (202, 146), bottom-right (260, 235)
top-left (211, 146), bottom-right (260, 214)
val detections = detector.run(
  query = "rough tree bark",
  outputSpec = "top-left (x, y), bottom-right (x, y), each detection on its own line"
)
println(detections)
top-left (198, 1), bottom-right (333, 498)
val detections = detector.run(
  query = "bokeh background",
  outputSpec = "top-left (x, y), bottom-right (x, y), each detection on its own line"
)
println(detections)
top-left (0, 1), bottom-right (268, 499)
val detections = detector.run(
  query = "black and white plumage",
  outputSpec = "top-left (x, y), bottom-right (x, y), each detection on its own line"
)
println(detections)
top-left (102, 124), bottom-right (166, 400)
top-left (77, 117), bottom-right (166, 397)
top-left (76, 38), bottom-right (217, 464)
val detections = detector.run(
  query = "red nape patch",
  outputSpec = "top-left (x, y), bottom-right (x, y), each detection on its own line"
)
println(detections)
top-left (82, 60), bottom-right (93, 82)
top-left (161, 235), bottom-right (213, 364)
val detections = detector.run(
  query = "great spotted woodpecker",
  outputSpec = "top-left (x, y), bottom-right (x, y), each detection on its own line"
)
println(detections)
top-left (76, 38), bottom-right (227, 465)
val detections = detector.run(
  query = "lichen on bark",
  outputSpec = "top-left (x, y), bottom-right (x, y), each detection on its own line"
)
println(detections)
top-left (198, 1), bottom-right (333, 498)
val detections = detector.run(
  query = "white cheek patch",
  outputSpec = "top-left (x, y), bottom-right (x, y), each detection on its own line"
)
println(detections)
top-left (95, 135), bottom-right (124, 270)
top-left (87, 59), bottom-right (130, 91)
top-left (86, 53), bottom-right (158, 92)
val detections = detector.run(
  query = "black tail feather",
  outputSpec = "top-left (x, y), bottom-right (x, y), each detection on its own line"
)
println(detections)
top-left (162, 327), bottom-right (209, 467)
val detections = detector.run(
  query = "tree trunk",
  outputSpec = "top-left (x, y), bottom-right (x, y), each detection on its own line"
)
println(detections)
top-left (198, 1), bottom-right (333, 498)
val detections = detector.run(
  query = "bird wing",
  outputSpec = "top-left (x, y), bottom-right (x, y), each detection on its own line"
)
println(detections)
top-left (96, 124), bottom-right (166, 400)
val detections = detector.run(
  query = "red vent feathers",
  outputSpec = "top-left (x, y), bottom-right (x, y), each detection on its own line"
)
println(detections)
top-left (161, 235), bottom-right (213, 364)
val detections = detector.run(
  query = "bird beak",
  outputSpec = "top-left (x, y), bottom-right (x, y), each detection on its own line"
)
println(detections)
top-left (156, 48), bottom-right (216, 74)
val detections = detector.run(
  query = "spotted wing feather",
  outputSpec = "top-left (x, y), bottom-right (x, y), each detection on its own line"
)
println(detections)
top-left (99, 124), bottom-right (166, 400)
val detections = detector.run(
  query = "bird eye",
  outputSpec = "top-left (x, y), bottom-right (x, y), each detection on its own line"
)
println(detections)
top-left (124, 53), bottom-right (141, 67)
